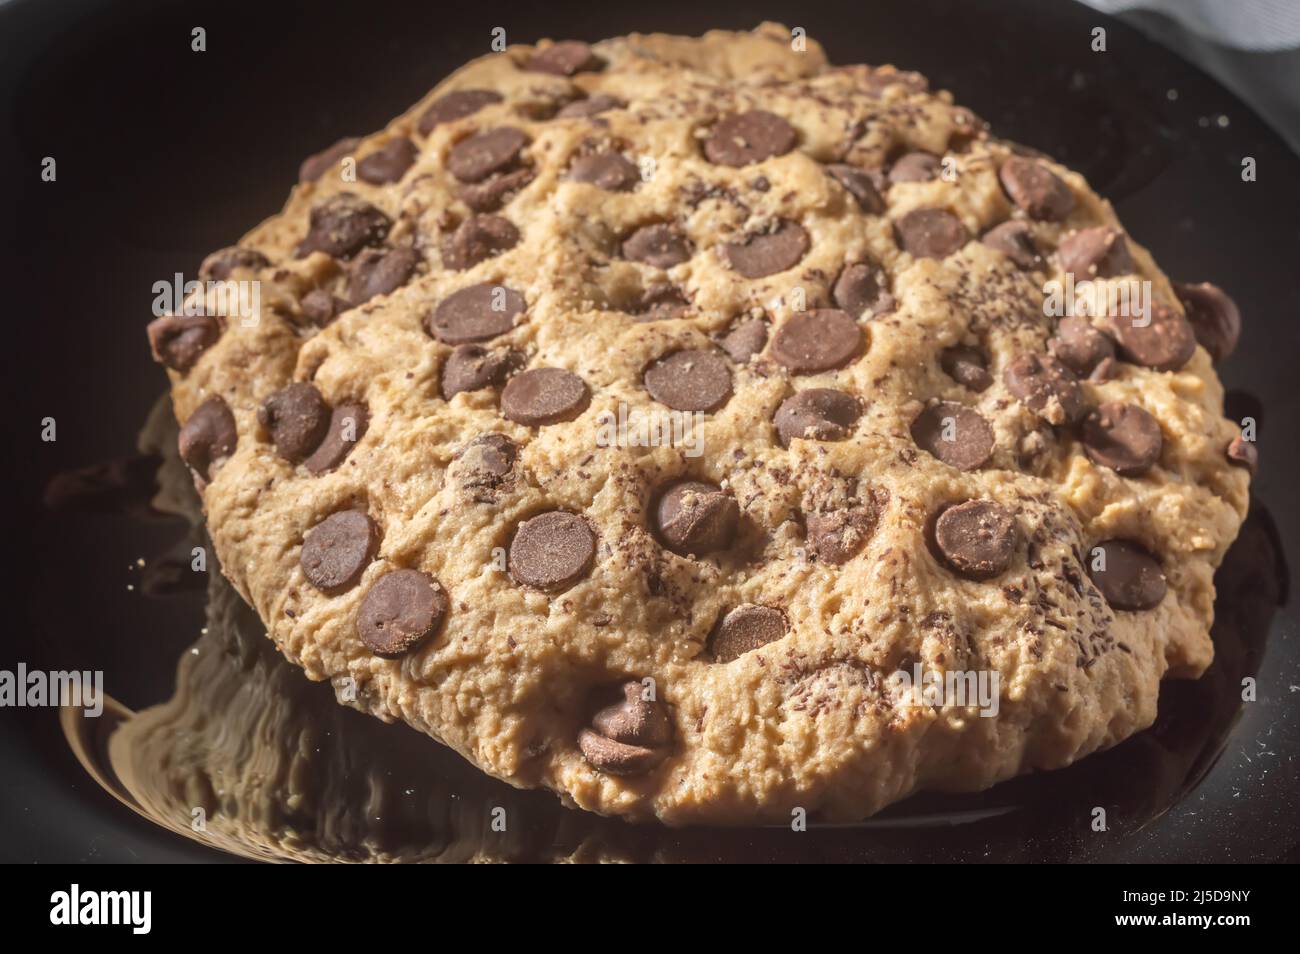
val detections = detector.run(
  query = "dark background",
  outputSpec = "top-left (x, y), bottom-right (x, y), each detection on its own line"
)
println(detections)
top-left (1, 0), bottom-right (1297, 863)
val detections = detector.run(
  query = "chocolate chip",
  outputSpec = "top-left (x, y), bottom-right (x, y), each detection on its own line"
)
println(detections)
top-left (770, 309), bottom-right (863, 374)
top-left (940, 345), bottom-right (991, 391)
top-left (500, 367), bottom-right (589, 425)
top-left (1173, 281), bottom-right (1240, 363)
top-left (833, 262), bottom-right (892, 317)
top-left (719, 319), bottom-right (768, 363)
top-left (710, 604), bottom-right (788, 662)
top-left (357, 569), bottom-right (447, 656)
top-left (178, 395), bottom-right (237, 482)
top-left (774, 389), bottom-right (860, 446)
top-left (654, 480), bottom-right (738, 555)
top-left (1048, 317), bottom-right (1115, 377)
top-left (347, 246), bottom-right (419, 304)
top-left (894, 208), bottom-right (969, 259)
top-left (807, 508), bottom-right (875, 564)
top-left (1088, 540), bottom-right (1166, 611)
top-left (577, 730), bottom-right (665, 774)
top-left (457, 167), bottom-right (534, 212)
top-left (704, 110), bottom-right (797, 166)
top-left (1227, 436), bottom-right (1258, 475)
top-left (998, 156), bottom-right (1075, 220)
top-left (567, 152), bottom-right (640, 191)
top-left (527, 40), bottom-right (602, 76)
top-left (910, 402), bottom-right (995, 470)
top-left (417, 89), bottom-right (503, 135)
top-left (981, 220), bottom-right (1042, 270)
top-left (442, 215), bottom-right (520, 271)
top-left (1108, 301), bottom-right (1197, 372)
top-left (441, 344), bottom-right (519, 399)
top-left (448, 127), bottom-right (528, 183)
top-left (146, 315), bottom-right (220, 372)
top-left (1059, 226), bottom-right (1133, 278)
top-left (299, 136), bottom-right (360, 183)
top-left (557, 94), bottom-right (625, 118)
top-left (590, 681), bottom-right (672, 748)
top-left (889, 151), bottom-right (940, 184)
top-left (304, 401), bottom-right (368, 474)
top-left (1004, 352), bottom-right (1087, 425)
top-left (199, 246), bottom-right (270, 282)
top-left (258, 382), bottom-right (330, 463)
top-left (634, 284), bottom-right (689, 321)
top-left (357, 137), bottom-right (418, 184)
top-left (644, 350), bottom-right (732, 412)
top-left (295, 193), bottom-right (391, 259)
top-left (826, 163), bottom-right (884, 213)
top-left (1082, 402), bottom-right (1163, 476)
top-left (723, 220), bottom-right (809, 278)
top-left (932, 500), bottom-right (1018, 580)
top-left (622, 224), bottom-right (691, 268)
top-left (455, 432), bottom-right (518, 500)
top-left (300, 289), bottom-right (346, 326)
top-left (301, 510), bottom-right (379, 594)
top-left (509, 511), bottom-right (596, 590)
top-left (426, 283), bottom-right (525, 343)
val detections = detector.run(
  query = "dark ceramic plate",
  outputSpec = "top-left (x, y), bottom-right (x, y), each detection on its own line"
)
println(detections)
top-left (3, 0), bottom-right (1297, 862)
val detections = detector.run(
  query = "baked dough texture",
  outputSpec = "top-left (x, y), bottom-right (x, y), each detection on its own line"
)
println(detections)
top-left (149, 23), bottom-right (1250, 823)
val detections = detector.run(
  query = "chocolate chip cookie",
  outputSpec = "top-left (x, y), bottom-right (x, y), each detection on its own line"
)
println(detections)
top-left (148, 23), bottom-right (1251, 824)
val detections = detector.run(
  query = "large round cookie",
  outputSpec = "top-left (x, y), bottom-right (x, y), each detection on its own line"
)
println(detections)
top-left (148, 23), bottom-right (1251, 824)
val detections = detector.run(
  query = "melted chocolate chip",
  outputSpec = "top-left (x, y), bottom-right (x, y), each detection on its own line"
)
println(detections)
top-left (1082, 402), bottom-right (1163, 476)
top-left (894, 208), bottom-right (969, 259)
top-left (1048, 317), bottom-right (1115, 377)
top-left (447, 127), bottom-right (528, 183)
top-left (347, 246), bottom-right (419, 304)
top-left (981, 220), bottom-right (1042, 270)
top-left (417, 89), bottom-right (503, 135)
top-left (295, 193), bottom-right (391, 259)
top-left (634, 284), bottom-right (690, 322)
top-left (826, 163), bottom-right (885, 213)
top-left (1004, 352), bottom-right (1087, 425)
top-left (357, 569), bottom-right (447, 657)
top-left (300, 289), bottom-right (347, 326)
top-left (301, 510), bottom-right (380, 594)
top-left (426, 283), bottom-right (525, 343)
top-left (622, 223), bottom-right (691, 268)
top-left (509, 511), bottom-right (596, 590)
top-left (932, 500), bottom-right (1018, 580)
top-left (998, 156), bottom-right (1075, 220)
top-left (567, 152), bottom-right (640, 191)
top-left (590, 681), bottom-right (672, 749)
top-left (442, 215), bottom-right (520, 270)
top-left (833, 262), bottom-right (892, 317)
top-left (773, 389), bottom-right (860, 446)
top-left (178, 395), bottom-right (237, 483)
top-left (258, 382), bottom-right (331, 463)
top-left (299, 136), bottom-right (360, 183)
top-left (1108, 302), bottom-right (1197, 372)
top-left (557, 94), bottom-right (625, 118)
top-left (723, 220), bottom-right (809, 278)
top-left (441, 344), bottom-right (520, 399)
top-left (719, 319), bottom-right (768, 363)
top-left (654, 480), bottom-right (738, 555)
top-left (1058, 226), bottom-right (1133, 278)
top-left (304, 401), bottom-right (368, 474)
top-left (457, 167), bottom-right (534, 212)
top-left (644, 350), bottom-right (733, 412)
top-left (454, 433), bottom-right (518, 501)
top-left (806, 507), bottom-right (875, 564)
top-left (577, 730), bottom-right (665, 775)
top-left (1088, 540), bottom-right (1166, 611)
top-left (910, 402), bottom-right (995, 470)
top-left (770, 309), bottom-right (863, 374)
top-left (1173, 281), bottom-right (1241, 363)
top-left (500, 367), bottom-right (589, 425)
top-left (704, 111), bottom-right (797, 166)
top-left (939, 345), bottom-right (991, 391)
top-left (146, 314), bottom-right (220, 372)
top-left (199, 246), bottom-right (270, 282)
top-left (888, 151), bottom-right (940, 184)
top-left (357, 137), bottom-right (418, 184)
top-left (710, 604), bottom-right (788, 662)
top-left (527, 41), bottom-right (602, 76)
top-left (1226, 436), bottom-right (1258, 475)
